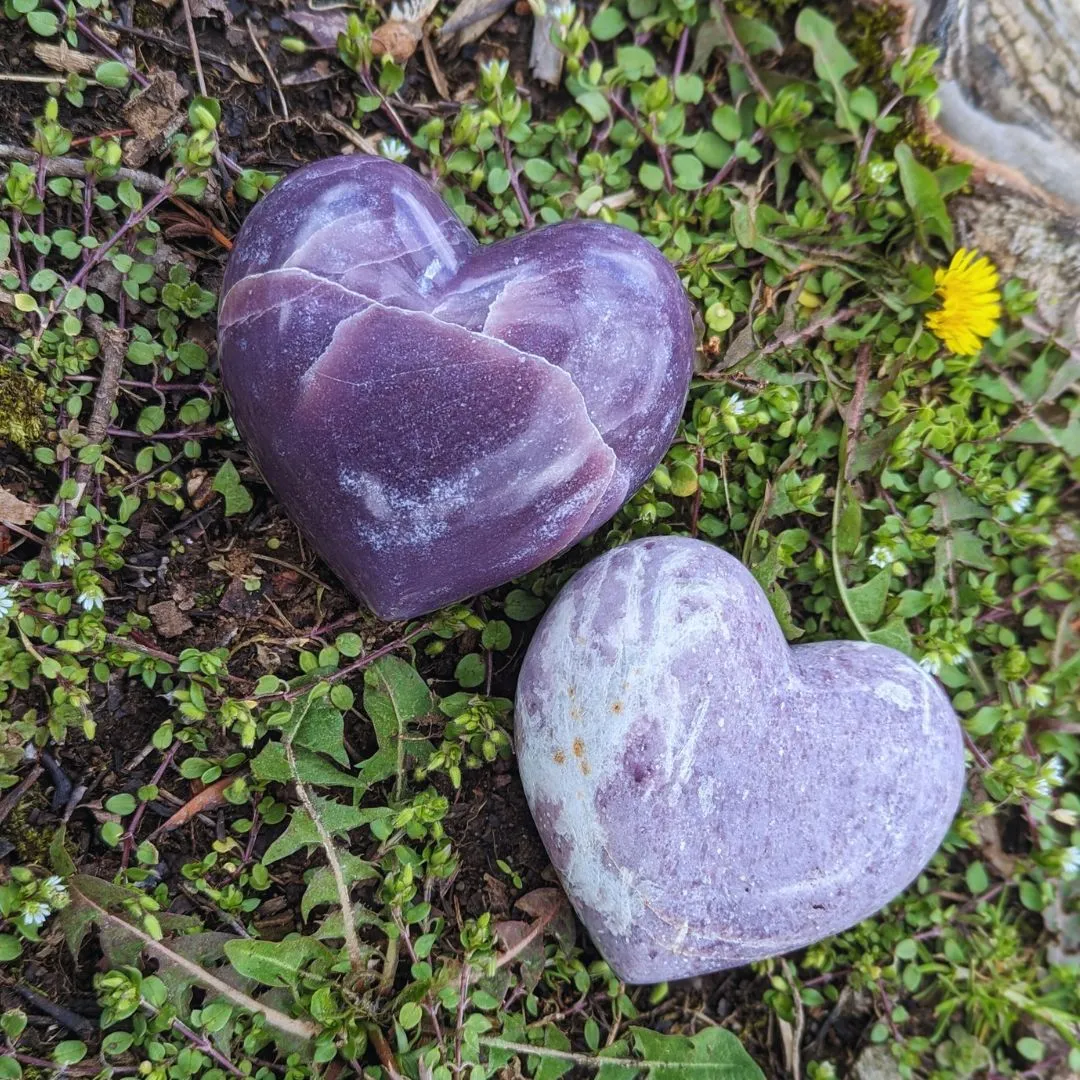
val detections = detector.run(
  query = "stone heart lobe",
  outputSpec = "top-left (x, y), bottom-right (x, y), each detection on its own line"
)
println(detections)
top-left (515, 536), bottom-right (966, 983)
top-left (218, 157), bottom-right (695, 619)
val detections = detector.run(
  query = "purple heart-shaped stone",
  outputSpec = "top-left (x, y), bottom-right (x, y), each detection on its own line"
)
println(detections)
top-left (218, 157), bottom-right (695, 619)
top-left (515, 536), bottom-right (965, 983)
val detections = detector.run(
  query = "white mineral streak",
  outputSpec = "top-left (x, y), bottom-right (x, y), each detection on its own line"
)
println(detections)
top-left (219, 157), bottom-right (694, 620)
top-left (518, 541), bottom-right (739, 937)
top-left (516, 537), bottom-right (966, 983)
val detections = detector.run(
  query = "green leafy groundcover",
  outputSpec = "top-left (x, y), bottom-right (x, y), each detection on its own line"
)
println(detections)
top-left (0, 0), bottom-right (1078, 1076)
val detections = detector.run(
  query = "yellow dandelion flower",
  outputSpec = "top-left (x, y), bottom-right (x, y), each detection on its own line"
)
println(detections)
top-left (925, 248), bottom-right (1002, 356)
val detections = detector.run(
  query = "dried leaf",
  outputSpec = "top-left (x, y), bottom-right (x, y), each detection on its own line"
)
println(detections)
top-left (0, 486), bottom-right (36, 526)
top-left (438, 0), bottom-right (514, 49)
top-left (288, 8), bottom-right (350, 49)
top-left (975, 813), bottom-right (1017, 878)
top-left (422, 31), bottom-right (449, 98)
top-left (189, 0), bottom-right (231, 23)
top-left (494, 918), bottom-right (545, 992)
top-left (372, 20), bottom-right (422, 63)
top-left (529, 10), bottom-right (563, 87)
top-left (228, 59), bottom-right (263, 84)
top-left (123, 69), bottom-right (187, 167)
top-left (514, 887), bottom-right (565, 920)
top-left (281, 59), bottom-right (333, 86)
top-left (33, 41), bottom-right (99, 75)
top-left (153, 773), bottom-right (237, 835)
top-left (148, 600), bottom-right (193, 639)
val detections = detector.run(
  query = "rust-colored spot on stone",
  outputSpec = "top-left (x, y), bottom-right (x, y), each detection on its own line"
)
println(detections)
top-left (568, 685), bottom-right (576, 698)
top-left (570, 705), bottom-right (583, 721)
top-left (611, 700), bottom-right (623, 714)
top-left (572, 737), bottom-right (585, 758)
top-left (553, 750), bottom-right (566, 765)
top-left (580, 760), bottom-right (591, 776)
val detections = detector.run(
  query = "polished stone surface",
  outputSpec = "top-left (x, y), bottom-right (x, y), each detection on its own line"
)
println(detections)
top-left (516, 536), bottom-right (966, 983)
top-left (219, 157), bottom-right (695, 619)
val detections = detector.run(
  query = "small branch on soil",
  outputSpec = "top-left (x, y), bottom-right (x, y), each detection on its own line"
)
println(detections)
top-left (179, 0), bottom-right (208, 96)
top-left (75, 884), bottom-right (318, 1042)
top-left (497, 130), bottom-right (534, 229)
top-left (65, 315), bottom-right (126, 516)
top-left (0, 764), bottom-right (44, 827)
top-left (319, 111), bottom-right (379, 155)
top-left (0, 143), bottom-right (180, 197)
top-left (368, 1024), bottom-right (406, 1080)
top-left (247, 17), bottom-right (289, 120)
top-left (16, 985), bottom-right (96, 1040)
top-left (283, 726), bottom-right (367, 975)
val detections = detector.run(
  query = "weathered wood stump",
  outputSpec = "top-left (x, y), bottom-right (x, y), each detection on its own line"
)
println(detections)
top-left (897, 0), bottom-right (1080, 335)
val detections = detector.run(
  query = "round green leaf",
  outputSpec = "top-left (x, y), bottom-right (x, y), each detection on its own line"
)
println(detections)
top-left (454, 653), bottom-right (486, 689)
top-left (0, 935), bottom-right (23, 962)
top-left (398, 1002), bottom-right (423, 1030)
top-left (638, 162), bottom-right (665, 191)
top-left (26, 8), bottom-right (59, 34)
top-left (53, 1041), bottom-right (87, 1066)
top-left (105, 792), bottom-right (137, 815)
top-left (523, 158), bottom-right (556, 184)
top-left (590, 7), bottom-right (626, 40)
top-left (94, 60), bottom-right (130, 88)
top-left (1016, 1038), bottom-right (1044, 1063)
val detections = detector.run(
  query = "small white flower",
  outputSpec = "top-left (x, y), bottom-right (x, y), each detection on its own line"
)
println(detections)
top-left (727, 394), bottom-right (747, 416)
top-left (480, 58), bottom-right (509, 85)
top-left (1025, 684), bottom-right (1051, 708)
top-left (378, 137), bottom-right (409, 163)
top-left (42, 876), bottom-right (68, 903)
top-left (53, 544), bottom-right (76, 568)
top-left (553, 1), bottom-right (576, 26)
top-left (1006, 489), bottom-right (1031, 514)
top-left (77, 588), bottom-right (104, 612)
top-left (868, 161), bottom-right (893, 185)
top-left (1046, 757), bottom-right (1064, 786)
top-left (0, 586), bottom-right (14, 619)
top-left (1061, 847), bottom-right (1080, 876)
top-left (868, 544), bottom-right (895, 569)
top-left (22, 900), bottom-right (51, 927)
top-left (918, 653), bottom-right (941, 676)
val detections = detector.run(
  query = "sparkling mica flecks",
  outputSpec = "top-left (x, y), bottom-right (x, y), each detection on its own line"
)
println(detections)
top-left (515, 536), bottom-right (966, 984)
top-left (217, 157), bottom-right (696, 621)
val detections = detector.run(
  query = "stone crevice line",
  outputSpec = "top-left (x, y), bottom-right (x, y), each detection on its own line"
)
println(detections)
top-left (236, 266), bottom-right (620, 474)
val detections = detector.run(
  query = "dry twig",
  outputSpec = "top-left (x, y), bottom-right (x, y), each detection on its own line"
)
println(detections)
top-left (246, 18), bottom-right (289, 119)
top-left (0, 143), bottom-right (186, 197)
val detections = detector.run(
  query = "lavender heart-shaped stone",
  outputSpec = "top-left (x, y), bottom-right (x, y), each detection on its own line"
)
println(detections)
top-left (218, 157), bottom-right (695, 619)
top-left (515, 536), bottom-right (965, 983)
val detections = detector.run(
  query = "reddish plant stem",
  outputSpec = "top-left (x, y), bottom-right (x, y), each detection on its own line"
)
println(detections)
top-left (671, 25), bottom-right (690, 81)
top-left (609, 93), bottom-right (674, 192)
top-left (120, 743), bottom-right (179, 870)
top-left (168, 1015), bottom-right (246, 1077)
top-left (859, 92), bottom-right (903, 167)
top-left (52, 1), bottom-right (151, 89)
top-left (9, 211), bottom-right (29, 290)
top-left (279, 626), bottom-right (429, 701)
top-left (106, 424), bottom-right (217, 440)
top-left (497, 129), bottom-right (534, 229)
top-left (74, 181), bottom-right (179, 290)
top-left (689, 445), bottom-right (705, 537)
top-left (35, 154), bottom-right (47, 275)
